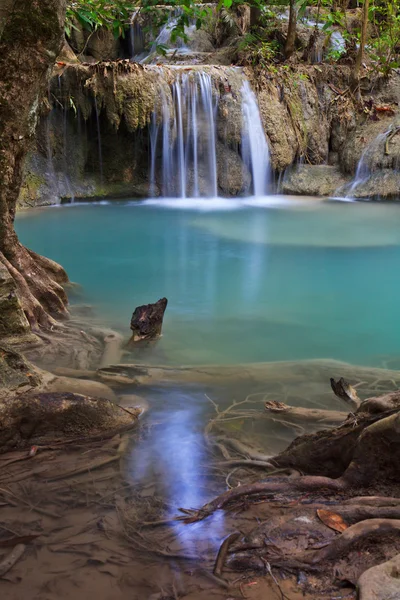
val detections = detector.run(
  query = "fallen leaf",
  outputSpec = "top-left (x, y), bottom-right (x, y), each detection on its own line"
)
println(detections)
top-left (317, 509), bottom-right (348, 533)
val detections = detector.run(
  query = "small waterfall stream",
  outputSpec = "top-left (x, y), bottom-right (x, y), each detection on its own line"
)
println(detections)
top-left (241, 80), bottom-right (271, 196)
top-left (345, 129), bottom-right (392, 199)
top-left (148, 68), bottom-right (270, 199)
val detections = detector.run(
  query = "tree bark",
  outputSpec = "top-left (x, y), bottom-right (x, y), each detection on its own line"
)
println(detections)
top-left (351, 0), bottom-right (370, 90)
top-left (285, 0), bottom-right (297, 59)
top-left (0, 0), bottom-right (69, 332)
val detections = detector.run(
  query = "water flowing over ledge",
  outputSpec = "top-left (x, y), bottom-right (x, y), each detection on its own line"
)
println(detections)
top-left (18, 60), bottom-right (400, 207)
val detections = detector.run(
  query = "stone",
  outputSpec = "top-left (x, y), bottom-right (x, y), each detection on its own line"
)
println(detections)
top-left (187, 29), bottom-right (215, 53)
top-left (86, 28), bottom-right (120, 60)
top-left (281, 164), bottom-right (350, 197)
top-left (340, 170), bottom-right (400, 200)
top-left (358, 553), bottom-right (400, 600)
top-left (217, 140), bottom-right (251, 195)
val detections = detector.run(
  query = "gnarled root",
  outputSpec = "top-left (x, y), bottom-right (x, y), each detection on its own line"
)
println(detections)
top-left (184, 411), bottom-right (400, 523)
top-left (272, 519), bottom-right (400, 569)
top-left (0, 239), bottom-right (69, 331)
top-left (182, 476), bottom-right (347, 523)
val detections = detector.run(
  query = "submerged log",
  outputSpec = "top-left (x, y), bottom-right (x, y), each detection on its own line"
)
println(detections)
top-left (96, 359), bottom-right (400, 389)
top-left (128, 297), bottom-right (168, 344)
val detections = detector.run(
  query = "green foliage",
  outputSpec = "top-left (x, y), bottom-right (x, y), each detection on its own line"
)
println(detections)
top-left (238, 32), bottom-right (279, 67)
top-left (368, 0), bottom-right (400, 75)
top-left (66, 0), bottom-right (211, 44)
top-left (66, 1), bottom-right (135, 38)
top-left (64, 0), bottom-right (400, 76)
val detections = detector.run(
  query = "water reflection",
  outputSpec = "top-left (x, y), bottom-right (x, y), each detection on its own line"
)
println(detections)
top-left (127, 387), bottom-right (225, 550)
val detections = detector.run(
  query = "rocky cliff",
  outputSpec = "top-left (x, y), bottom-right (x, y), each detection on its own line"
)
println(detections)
top-left (19, 54), bottom-right (400, 205)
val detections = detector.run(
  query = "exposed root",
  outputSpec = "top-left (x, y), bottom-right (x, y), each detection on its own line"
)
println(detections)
top-left (213, 532), bottom-right (241, 577)
top-left (0, 543), bottom-right (25, 577)
top-left (277, 519), bottom-right (400, 567)
top-left (0, 241), bottom-right (69, 332)
top-left (182, 476), bottom-right (347, 523)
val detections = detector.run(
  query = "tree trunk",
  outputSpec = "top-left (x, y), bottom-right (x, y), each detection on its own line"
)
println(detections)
top-left (0, 0), bottom-right (69, 333)
top-left (285, 0), bottom-right (297, 59)
top-left (351, 0), bottom-right (370, 90)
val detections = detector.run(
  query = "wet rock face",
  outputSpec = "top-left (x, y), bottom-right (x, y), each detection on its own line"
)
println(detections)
top-left (19, 60), bottom-right (400, 204)
top-left (217, 141), bottom-right (251, 195)
top-left (281, 165), bottom-right (350, 197)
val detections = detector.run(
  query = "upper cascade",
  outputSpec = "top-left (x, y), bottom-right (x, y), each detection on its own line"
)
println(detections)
top-left (48, 62), bottom-right (272, 200)
top-left (147, 66), bottom-right (271, 198)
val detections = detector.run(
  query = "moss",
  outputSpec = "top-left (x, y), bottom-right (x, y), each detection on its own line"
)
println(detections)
top-left (18, 171), bottom-right (46, 206)
top-left (1, 1), bottom-right (62, 48)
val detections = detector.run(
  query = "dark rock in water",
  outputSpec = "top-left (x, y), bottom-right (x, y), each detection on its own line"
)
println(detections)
top-left (129, 297), bottom-right (168, 343)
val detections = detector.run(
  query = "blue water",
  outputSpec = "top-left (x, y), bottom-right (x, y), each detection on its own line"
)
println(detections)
top-left (16, 197), bottom-right (400, 367)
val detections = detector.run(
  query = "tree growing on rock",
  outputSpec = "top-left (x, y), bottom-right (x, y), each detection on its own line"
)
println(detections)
top-left (0, 0), bottom-right (69, 333)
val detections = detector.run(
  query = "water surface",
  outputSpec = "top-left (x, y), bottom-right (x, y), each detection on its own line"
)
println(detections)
top-left (16, 197), bottom-right (400, 367)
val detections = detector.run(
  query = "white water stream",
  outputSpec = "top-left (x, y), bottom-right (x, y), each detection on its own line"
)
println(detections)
top-left (148, 68), bottom-right (271, 198)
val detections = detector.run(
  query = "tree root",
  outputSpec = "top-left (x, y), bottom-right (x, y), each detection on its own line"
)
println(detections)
top-left (0, 543), bottom-right (25, 577)
top-left (0, 241), bottom-right (69, 332)
top-left (213, 532), bottom-right (241, 577)
top-left (272, 519), bottom-right (400, 568)
top-left (184, 410), bottom-right (400, 523)
top-left (182, 476), bottom-right (347, 523)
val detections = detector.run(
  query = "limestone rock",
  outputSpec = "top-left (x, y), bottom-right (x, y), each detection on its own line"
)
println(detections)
top-left (187, 29), bottom-right (215, 53)
top-left (281, 165), bottom-right (350, 197)
top-left (256, 79), bottom-right (298, 172)
top-left (86, 28), bottom-right (120, 60)
top-left (217, 141), bottom-right (251, 195)
top-left (358, 554), bottom-right (400, 600)
top-left (340, 170), bottom-right (400, 200)
top-left (341, 116), bottom-right (400, 176)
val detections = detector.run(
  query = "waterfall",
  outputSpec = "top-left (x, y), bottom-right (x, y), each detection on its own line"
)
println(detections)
top-left (241, 80), bottom-right (271, 197)
top-left (148, 68), bottom-right (270, 199)
top-left (346, 129), bottom-right (391, 199)
top-left (45, 88), bottom-right (60, 201)
top-left (199, 72), bottom-right (218, 197)
top-left (149, 69), bottom-right (218, 198)
top-left (94, 97), bottom-right (104, 185)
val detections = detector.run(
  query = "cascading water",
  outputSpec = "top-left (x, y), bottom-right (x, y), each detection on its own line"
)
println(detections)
top-left (149, 69), bottom-right (219, 198)
top-left (241, 80), bottom-right (271, 196)
top-left (94, 97), bottom-right (104, 185)
top-left (148, 67), bottom-right (270, 199)
top-left (345, 129), bottom-right (391, 199)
